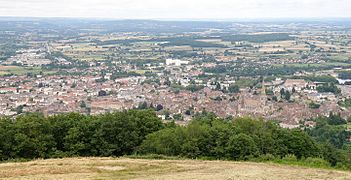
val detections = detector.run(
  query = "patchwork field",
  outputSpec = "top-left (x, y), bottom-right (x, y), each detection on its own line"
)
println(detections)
top-left (0, 157), bottom-right (350, 180)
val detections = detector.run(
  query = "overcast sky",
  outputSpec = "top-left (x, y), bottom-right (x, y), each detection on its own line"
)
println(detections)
top-left (0, 0), bottom-right (350, 19)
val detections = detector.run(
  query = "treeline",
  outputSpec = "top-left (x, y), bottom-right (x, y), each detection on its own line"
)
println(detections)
top-left (0, 42), bottom-right (27, 60)
top-left (221, 33), bottom-right (294, 43)
top-left (292, 75), bottom-right (338, 84)
top-left (137, 114), bottom-right (350, 169)
top-left (95, 37), bottom-right (227, 48)
top-left (0, 110), bottom-right (350, 170)
top-left (0, 110), bottom-right (163, 160)
top-left (94, 34), bottom-right (292, 48)
top-left (306, 113), bottom-right (350, 149)
top-left (204, 63), bottom-right (341, 77)
top-left (316, 83), bottom-right (341, 94)
top-left (338, 71), bottom-right (351, 80)
top-left (160, 38), bottom-right (227, 48)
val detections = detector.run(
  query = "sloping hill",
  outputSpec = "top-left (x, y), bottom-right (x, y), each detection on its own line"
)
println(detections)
top-left (0, 157), bottom-right (350, 180)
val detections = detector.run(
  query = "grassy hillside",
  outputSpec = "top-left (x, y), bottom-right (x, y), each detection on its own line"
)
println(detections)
top-left (0, 157), bottom-right (350, 179)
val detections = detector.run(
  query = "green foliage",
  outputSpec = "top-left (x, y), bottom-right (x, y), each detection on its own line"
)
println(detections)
top-left (338, 98), bottom-right (351, 108)
top-left (309, 102), bottom-right (321, 109)
top-left (284, 91), bottom-right (291, 101)
top-left (306, 115), bottom-right (350, 148)
top-left (221, 33), bottom-right (294, 43)
top-left (338, 71), bottom-right (351, 79)
top-left (0, 110), bottom-right (162, 160)
top-left (305, 115), bottom-right (351, 168)
top-left (272, 155), bottom-right (331, 169)
top-left (316, 83), bottom-right (341, 94)
top-left (0, 110), bottom-right (350, 170)
top-left (280, 88), bottom-right (291, 101)
top-left (226, 133), bottom-right (258, 160)
top-left (302, 75), bottom-right (338, 83)
top-left (161, 38), bottom-right (227, 48)
top-left (186, 85), bottom-right (204, 92)
top-left (138, 116), bottom-right (325, 162)
top-left (11, 113), bottom-right (56, 159)
top-left (228, 84), bottom-right (240, 93)
top-left (328, 113), bottom-right (347, 125)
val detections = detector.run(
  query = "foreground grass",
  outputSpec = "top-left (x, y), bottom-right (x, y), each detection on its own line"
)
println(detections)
top-left (0, 157), bottom-right (350, 180)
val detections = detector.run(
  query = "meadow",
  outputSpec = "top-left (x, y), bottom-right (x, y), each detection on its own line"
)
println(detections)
top-left (1, 157), bottom-right (350, 179)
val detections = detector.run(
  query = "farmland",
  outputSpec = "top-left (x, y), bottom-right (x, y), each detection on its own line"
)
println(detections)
top-left (0, 65), bottom-right (55, 76)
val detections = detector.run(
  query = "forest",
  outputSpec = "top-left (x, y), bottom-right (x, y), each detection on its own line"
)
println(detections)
top-left (0, 109), bottom-right (350, 170)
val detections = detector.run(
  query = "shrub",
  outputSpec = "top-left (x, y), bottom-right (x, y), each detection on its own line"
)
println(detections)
top-left (304, 157), bottom-right (330, 168)
top-left (282, 154), bottom-right (298, 162)
top-left (226, 133), bottom-right (259, 160)
top-left (255, 154), bottom-right (276, 162)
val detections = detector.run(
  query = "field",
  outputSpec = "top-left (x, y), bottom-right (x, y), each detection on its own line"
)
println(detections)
top-left (0, 65), bottom-right (56, 76)
top-left (0, 157), bottom-right (350, 179)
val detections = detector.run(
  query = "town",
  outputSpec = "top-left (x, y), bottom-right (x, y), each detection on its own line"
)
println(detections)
top-left (1, 19), bottom-right (351, 129)
top-left (1, 0), bottom-right (351, 178)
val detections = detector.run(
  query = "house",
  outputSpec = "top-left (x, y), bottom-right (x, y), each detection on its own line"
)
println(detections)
top-left (282, 79), bottom-right (308, 92)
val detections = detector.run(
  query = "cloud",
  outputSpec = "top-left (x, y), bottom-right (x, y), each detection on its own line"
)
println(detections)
top-left (0, 0), bottom-right (350, 19)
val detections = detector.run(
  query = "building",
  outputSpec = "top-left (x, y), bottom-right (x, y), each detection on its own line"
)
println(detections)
top-left (283, 79), bottom-right (308, 92)
top-left (166, 59), bottom-right (189, 66)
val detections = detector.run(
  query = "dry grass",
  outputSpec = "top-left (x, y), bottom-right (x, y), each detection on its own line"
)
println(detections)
top-left (0, 157), bottom-right (350, 180)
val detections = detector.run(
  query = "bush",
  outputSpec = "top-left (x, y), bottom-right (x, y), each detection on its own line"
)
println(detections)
top-left (255, 154), bottom-right (276, 162)
top-left (282, 154), bottom-right (298, 162)
top-left (304, 157), bottom-right (330, 168)
top-left (226, 133), bottom-right (258, 160)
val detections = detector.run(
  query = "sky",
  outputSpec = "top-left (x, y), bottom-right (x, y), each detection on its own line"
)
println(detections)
top-left (0, 0), bottom-right (350, 20)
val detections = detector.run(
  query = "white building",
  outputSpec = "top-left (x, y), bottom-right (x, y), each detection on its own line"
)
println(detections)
top-left (166, 59), bottom-right (189, 66)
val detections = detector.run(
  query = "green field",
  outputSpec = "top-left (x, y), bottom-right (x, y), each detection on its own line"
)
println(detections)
top-left (275, 62), bottom-right (351, 68)
top-left (0, 66), bottom-right (55, 76)
top-left (347, 123), bottom-right (351, 130)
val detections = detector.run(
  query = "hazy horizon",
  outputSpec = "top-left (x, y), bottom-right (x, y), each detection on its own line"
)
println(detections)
top-left (1, 16), bottom-right (351, 21)
top-left (1, 0), bottom-right (350, 19)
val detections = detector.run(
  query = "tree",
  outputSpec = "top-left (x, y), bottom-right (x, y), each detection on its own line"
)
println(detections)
top-left (309, 102), bottom-right (320, 109)
top-left (0, 118), bottom-right (16, 160)
top-left (272, 96), bottom-right (278, 102)
top-left (215, 82), bottom-right (221, 91)
top-left (283, 129), bottom-right (320, 159)
top-left (316, 83), bottom-right (341, 94)
top-left (228, 84), bottom-right (240, 93)
top-left (280, 88), bottom-right (285, 97)
top-left (328, 113), bottom-right (347, 125)
top-left (284, 91), bottom-right (291, 101)
top-left (226, 133), bottom-right (258, 160)
top-left (156, 104), bottom-right (164, 111)
top-left (80, 101), bottom-right (87, 108)
top-left (16, 105), bottom-right (24, 114)
top-left (186, 85), bottom-right (204, 92)
top-left (185, 109), bottom-right (191, 116)
top-left (137, 128), bottom-right (183, 156)
top-left (138, 102), bottom-right (148, 109)
top-left (12, 113), bottom-right (56, 159)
